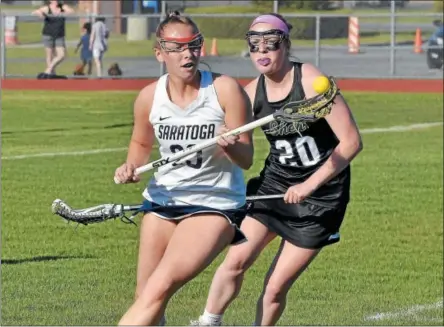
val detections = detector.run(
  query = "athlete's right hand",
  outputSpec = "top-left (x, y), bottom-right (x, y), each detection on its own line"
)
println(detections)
top-left (217, 125), bottom-right (239, 148)
top-left (114, 163), bottom-right (140, 184)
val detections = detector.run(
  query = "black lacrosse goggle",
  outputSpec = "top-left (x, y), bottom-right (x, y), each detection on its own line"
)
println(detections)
top-left (245, 29), bottom-right (288, 53)
top-left (158, 33), bottom-right (204, 53)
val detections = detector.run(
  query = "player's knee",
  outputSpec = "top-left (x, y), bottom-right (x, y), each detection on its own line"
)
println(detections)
top-left (134, 284), bottom-right (144, 300)
top-left (137, 276), bottom-right (178, 307)
top-left (263, 279), bottom-right (288, 303)
top-left (221, 250), bottom-right (255, 277)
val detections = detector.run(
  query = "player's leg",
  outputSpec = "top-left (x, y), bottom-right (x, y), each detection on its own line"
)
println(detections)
top-left (118, 213), bottom-right (236, 326)
top-left (254, 203), bottom-right (347, 325)
top-left (255, 239), bottom-right (320, 325)
top-left (135, 212), bottom-right (177, 299)
top-left (195, 216), bottom-right (276, 326)
top-left (135, 212), bottom-right (177, 326)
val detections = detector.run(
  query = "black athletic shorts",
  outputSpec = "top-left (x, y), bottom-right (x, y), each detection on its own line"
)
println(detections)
top-left (138, 200), bottom-right (248, 245)
top-left (246, 177), bottom-right (348, 249)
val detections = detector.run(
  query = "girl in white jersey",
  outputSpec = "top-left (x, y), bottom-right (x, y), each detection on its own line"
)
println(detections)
top-left (114, 11), bottom-right (254, 326)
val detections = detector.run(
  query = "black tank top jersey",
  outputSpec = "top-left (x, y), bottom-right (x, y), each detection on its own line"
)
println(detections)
top-left (253, 62), bottom-right (350, 205)
top-left (42, 5), bottom-right (65, 38)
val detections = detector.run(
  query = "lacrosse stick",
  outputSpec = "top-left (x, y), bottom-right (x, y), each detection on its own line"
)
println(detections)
top-left (52, 194), bottom-right (284, 226)
top-left (114, 76), bottom-right (339, 184)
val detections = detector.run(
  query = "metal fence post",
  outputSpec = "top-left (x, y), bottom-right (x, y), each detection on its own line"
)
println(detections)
top-left (159, 1), bottom-right (167, 76)
top-left (273, 0), bottom-right (279, 14)
top-left (0, 12), bottom-right (5, 79)
top-left (315, 15), bottom-right (321, 68)
top-left (390, 1), bottom-right (396, 76)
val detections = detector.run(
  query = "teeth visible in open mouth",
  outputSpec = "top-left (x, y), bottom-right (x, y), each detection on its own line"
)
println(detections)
top-left (183, 63), bottom-right (194, 68)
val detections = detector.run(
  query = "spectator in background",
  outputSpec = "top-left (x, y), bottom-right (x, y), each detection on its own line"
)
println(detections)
top-left (32, 0), bottom-right (75, 77)
top-left (74, 22), bottom-right (93, 76)
top-left (89, 17), bottom-right (109, 78)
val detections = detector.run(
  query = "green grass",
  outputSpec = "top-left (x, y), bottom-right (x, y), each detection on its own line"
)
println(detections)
top-left (5, 30), bottom-right (419, 77)
top-left (14, 21), bottom-right (81, 44)
top-left (1, 91), bottom-right (443, 325)
top-left (185, 5), bottom-right (443, 24)
top-left (0, 4), bottom-right (40, 11)
top-left (5, 4), bottom-right (438, 77)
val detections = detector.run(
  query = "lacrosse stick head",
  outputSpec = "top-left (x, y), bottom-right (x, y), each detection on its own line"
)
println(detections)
top-left (52, 199), bottom-right (123, 225)
top-left (275, 76), bottom-right (339, 123)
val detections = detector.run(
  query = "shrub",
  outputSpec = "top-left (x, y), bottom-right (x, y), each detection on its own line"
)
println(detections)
top-left (185, 3), bottom-right (348, 40)
top-left (433, 0), bottom-right (443, 13)
top-left (190, 16), bottom-right (347, 40)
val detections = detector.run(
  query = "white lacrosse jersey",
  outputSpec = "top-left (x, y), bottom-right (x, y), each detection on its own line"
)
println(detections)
top-left (142, 70), bottom-right (246, 210)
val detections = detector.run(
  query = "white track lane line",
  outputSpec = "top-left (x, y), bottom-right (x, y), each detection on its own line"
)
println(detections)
top-left (364, 299), bottom-right (443, 322)
top-left (2, 122), bottom-right (442, 161)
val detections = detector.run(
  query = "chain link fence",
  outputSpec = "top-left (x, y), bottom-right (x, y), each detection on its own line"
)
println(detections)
top-left (1, 11), bottom-right (442, 79)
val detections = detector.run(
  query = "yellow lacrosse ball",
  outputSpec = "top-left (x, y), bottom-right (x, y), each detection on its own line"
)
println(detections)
top-left (313, 76), bottom-right (330, 94)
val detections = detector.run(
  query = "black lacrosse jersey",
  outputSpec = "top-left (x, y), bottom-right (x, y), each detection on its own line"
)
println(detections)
top-left (253, 62), bottom-right (350, 206)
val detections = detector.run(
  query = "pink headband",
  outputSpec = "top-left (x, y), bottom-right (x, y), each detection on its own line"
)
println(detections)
top-left (250, 15), bottom-right (289, 34)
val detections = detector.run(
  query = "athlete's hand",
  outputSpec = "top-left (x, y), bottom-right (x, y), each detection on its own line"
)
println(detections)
top-left (217, 125), bottom-right (239, 148)
top-left (114, 163), bottom-right (140, 184)
top-left (284, 182), bottom-right (315, 204)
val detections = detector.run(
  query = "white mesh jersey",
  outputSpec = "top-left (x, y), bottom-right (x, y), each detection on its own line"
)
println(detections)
top-left (142, 70), bottom-right (246, 210)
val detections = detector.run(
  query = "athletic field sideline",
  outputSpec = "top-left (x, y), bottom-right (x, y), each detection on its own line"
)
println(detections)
top-left (1, 91), bottom-right (443, 325)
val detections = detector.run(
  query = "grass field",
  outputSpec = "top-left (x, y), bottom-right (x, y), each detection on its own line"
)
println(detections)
top-left (1, 90), bottom-right (443, 325)
top-left (4, 30), bottom-right (419, 77)
top-left (185, 5), bottom-right (442, 24)
top-left (4, 3), bottom-right (439, 76)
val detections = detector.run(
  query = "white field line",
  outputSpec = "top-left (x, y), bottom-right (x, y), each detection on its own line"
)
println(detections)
top-left (364, 299), bottom-right (443, 322)
top-left (2, 122), bottom-right (442, 161)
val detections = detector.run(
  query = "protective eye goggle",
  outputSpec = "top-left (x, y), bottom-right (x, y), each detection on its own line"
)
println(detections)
top-left (158, 33), bottom-right (204, 53)
top-left (245, 29), bottom-right (288, 53)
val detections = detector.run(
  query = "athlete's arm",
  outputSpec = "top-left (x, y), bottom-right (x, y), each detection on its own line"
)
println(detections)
top-left (125, 83), bottom-right (156, 168)
top-left (214, 74), bottom-right (254, 170)
top-left (301, 63), bottom-right (363, 191)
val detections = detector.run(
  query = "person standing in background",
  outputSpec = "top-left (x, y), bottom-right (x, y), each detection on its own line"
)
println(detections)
top-left (32, 0), bottom-right (75, 77)
top-left (74, 22), bottom-right (93, 76)
top-left (89, 17), bottom-right (109, 78)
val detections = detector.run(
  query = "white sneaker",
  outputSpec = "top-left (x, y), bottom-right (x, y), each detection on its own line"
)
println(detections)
top-left (189, 316), bottom-right (222, 326)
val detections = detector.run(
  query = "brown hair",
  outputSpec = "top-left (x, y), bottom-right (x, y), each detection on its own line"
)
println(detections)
top-left (155, 11), bottom-right (199, 40)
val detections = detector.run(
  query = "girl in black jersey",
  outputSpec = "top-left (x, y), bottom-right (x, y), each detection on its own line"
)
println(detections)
top-left (193, 13), bottom-right (363, 326)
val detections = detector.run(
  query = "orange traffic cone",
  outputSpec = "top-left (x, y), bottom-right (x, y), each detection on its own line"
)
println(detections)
top-left (414, 28), bottom-right (423, 54)
top-left (210, 38), bottom-right (219, 56)
top-left (200, 42), bottom-right (206, 57)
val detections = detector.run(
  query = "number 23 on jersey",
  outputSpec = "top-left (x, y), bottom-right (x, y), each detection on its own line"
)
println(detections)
top-left (275, 136), bottom-right (321, 167)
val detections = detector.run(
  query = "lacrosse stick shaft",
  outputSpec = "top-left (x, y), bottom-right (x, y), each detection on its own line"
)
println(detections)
top-left (52, 195), bottom-right (286, 225)
top-left (133, 114), bottom-right (275, 176)
top-left (246, 194), bottom-right (283, 201)
top-left (117, 195), bottom-right (283, 212)
top-left (115, 77), bottom-right (337, 184)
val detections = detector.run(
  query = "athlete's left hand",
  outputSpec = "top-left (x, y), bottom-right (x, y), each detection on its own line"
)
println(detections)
top-left (284, 182), bottom-right (315, 204)
top-left (217, 125), bottom-right (239, 148)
